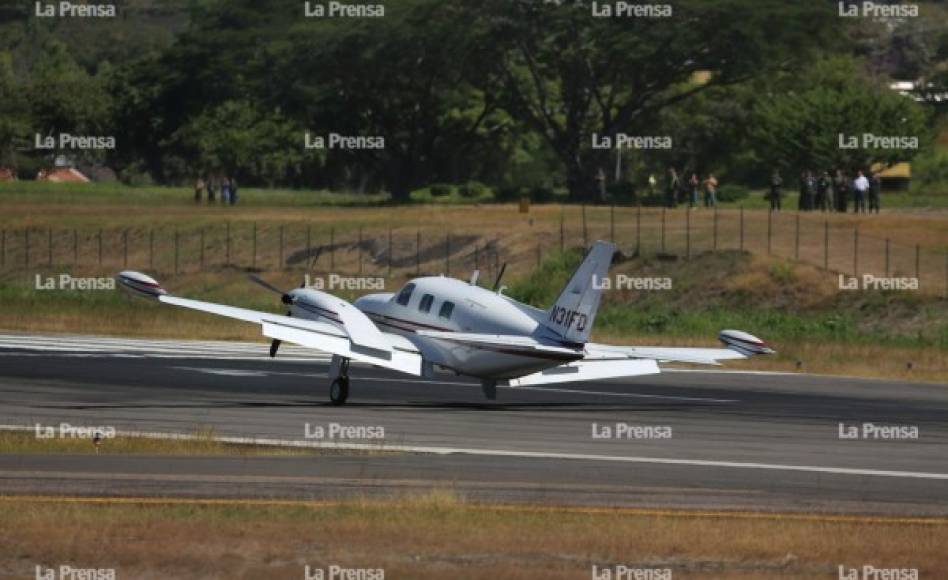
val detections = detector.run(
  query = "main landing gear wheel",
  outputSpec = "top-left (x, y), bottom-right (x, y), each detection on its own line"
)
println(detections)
top-left (329, 377), bottom-right (349, 406)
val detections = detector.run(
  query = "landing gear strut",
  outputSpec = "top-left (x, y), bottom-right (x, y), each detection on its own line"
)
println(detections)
top-left (329, 356), bottom-right (351, 405)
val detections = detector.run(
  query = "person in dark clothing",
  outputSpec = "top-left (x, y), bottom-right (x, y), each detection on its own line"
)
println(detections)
top-left (833, 170), bottom-right (848, 213)
top-left (688, 173), bottom-right (699, 208)
top-left (229, 177), bottom-right (239, 205)
top-left (816, 171), bottom-right (831, 212)
top-left (769, 169), bottom-right (782, 212)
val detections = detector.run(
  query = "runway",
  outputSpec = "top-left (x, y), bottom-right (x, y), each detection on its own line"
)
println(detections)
top-left (1, 333), bottom-right (947, 515)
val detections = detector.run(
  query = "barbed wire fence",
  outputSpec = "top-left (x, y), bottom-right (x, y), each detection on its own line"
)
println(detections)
top-left (1, 206), bottom-right (946, 297)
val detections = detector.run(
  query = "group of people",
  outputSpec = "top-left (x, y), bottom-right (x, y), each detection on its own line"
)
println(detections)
top-left (662, 168), bottom-right (719, 209)
top-left (769, 169), bottom-right (881, 214)
top-left (194, 176), bottom-right (239, 205)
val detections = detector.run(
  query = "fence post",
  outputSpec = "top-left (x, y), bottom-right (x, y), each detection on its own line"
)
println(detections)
top-left (660, 207), bottom-right (666, 253)
top-left (853, 228), bottom-right (859, 276)
top-left (199, 228), bottom-right (205, 270)
top-left (739, 206), bottom-right (744, 252)
top-left (794, 214), bottom-right (800, 261)
top-left (47, 227), bottom-right (53, 267)
top-left (226, 222), bottom-right (231, 267)
top-left (559, 212), bottom-right (564, 253)
top-left (944, 253), bottom-right (947, 299)
top-left (767, 210), bottom-right (772, 255)
top-left (636, 204), bottom-right (642, 255)
top-left (73, 229), bottom-right (78, 266)
top-left (610, 203), bottom-right (615, 243)
top-left (685, 207), bottom-right (691, 260)
top-left (915, 244), bottom-right (920, 280)
top-left (537, 242), bottom-right (542, 268)
top-left (1, 229), bottom-right (5, 268)
top-left (279, 225), bottom-right (285, 270)
top-left (582, 204), bottom-right (588, 251)
top-left (885, 239), bottom-right (890, 277)
top-left (359, 227), bottom-right (364, 275)
top-left (388, 228), bottom-right (393, 278)
top-left (252, 222), bottom-right (257, 270)
top-left (123, 229), bottom-right (128, 269)
top-left (329, 227), bottom-right (335, 271)
top-left (445, 232), bottom-right (450, 276)
top-left (713, 207), bottom-right (718, 251)
top-left (306, 225), bottom-right (311, 270)
top-left (415, 230), bottom-right (420, 274)
top-left (149, 229), bottom-right (154, 270)
top-left (97, 229), bottom-right (102, 266)
top-left (174, 229), bottom-right (179, 274)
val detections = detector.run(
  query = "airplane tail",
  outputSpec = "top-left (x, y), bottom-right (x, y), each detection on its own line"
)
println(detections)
top-left (542, 241), bottom-right (615, 345)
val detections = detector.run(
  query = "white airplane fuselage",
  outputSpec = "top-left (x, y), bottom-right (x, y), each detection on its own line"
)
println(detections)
top-left (287, 277), bottom-right (570, 379)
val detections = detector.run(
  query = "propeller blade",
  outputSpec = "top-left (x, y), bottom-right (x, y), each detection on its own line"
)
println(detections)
top-left (491, 263), bottom-right (507, 291)
top-left (248, 274), bottom-right (286, 296)
top-left (269, 339), bottom-right (281, 358)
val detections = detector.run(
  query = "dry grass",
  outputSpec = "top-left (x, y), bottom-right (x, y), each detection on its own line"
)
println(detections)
top-left (0, 492), bottom-right (944, 579)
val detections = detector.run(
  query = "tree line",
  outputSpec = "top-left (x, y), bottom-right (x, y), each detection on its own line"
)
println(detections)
top-left (0, 0), bottom-right (944, 201)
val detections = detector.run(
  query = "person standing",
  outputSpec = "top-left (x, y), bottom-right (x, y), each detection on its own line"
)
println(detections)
top-left (207, 177), bottom-right (217, 203)
top-left (687, 173), bottom-right (699, 208)
top-left (852, 171), bottom-right (869, 214)
top-left (702, 173), bottom-right (718, 208)
top-left (229, 176), bottom-right (239, 206)
top-left (769, 169), bottom-right (783, 212)
top-left (194, 177), bottom-right (205, 203)
top-left (833, 170), bottom-right (848, 213)
top-left (816, 171), bottom-right (831, 212)
top-left (221, 177), bottom-right (232, 205)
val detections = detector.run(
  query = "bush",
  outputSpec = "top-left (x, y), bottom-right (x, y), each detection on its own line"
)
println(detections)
top-left (458, 180), bottom-right (488, 198)
top-left (429, 183), bottom-right (454, 197)
top-left (716, 184), bottom-right (750, 202)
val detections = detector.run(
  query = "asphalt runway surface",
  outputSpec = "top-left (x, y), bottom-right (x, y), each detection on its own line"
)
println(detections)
top-left (0, 334), bottom-right (947, 515)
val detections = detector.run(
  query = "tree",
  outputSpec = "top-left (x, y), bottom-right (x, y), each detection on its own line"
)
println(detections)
top-left (752, 57), bottom-right (932, 172)
top-left (467, 0), bottom-right (840, 201)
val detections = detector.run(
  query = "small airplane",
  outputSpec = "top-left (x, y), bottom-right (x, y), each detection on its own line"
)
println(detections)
top-left (118, 241), bottom-right (773, 405)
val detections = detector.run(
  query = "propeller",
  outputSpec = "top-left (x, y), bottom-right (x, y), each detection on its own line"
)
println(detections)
top-left (248, 275), bottom-right (294, 357)
top-left (491, 263), bottom-right (507, 292)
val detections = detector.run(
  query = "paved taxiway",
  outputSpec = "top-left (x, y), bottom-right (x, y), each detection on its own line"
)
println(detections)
top-left (0, 334), bottom-right (946, 514)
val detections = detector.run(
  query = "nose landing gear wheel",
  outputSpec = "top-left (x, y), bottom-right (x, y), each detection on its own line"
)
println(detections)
top-left (330, 377), bottom-right (349, 406)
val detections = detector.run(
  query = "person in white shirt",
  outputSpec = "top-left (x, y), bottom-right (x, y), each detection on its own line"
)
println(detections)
top-left (852, 171), bottom-right (869, 214)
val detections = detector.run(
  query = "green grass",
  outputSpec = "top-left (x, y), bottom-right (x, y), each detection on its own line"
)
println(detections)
top-left (0, 181), bottom-right (389, 207)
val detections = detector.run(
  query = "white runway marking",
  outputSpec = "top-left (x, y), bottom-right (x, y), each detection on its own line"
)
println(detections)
top-left (1, 425), bottom-right (943, 481)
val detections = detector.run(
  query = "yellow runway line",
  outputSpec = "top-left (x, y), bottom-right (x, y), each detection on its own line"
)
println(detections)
top-left (2, 495), bottom-right (946, 526)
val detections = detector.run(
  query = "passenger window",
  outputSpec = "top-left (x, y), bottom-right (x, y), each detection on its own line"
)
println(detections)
top-left (419, 294), bottom-right (434, 313)
top-left (439, 301), bottom-right (455, 320)
top-left (396, 283), bottom-right (416, 306)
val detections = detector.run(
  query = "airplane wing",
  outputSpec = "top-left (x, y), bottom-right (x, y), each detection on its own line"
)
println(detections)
top-left (586, 330), bottom-right (775, 366)
top-left (119, 272), bottom-right (422, 376)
